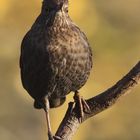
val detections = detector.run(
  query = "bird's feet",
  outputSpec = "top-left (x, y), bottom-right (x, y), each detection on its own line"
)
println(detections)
top-left (73, 91), bottom-right (91, 122)
top-left (48, 132), bottom-right (61, 140)
top-left (48, 131), bottom-right (54, 140)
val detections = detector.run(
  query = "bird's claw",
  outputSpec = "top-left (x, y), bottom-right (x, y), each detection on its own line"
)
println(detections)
top-left (48, 132), bottom-right (62, 140)
top-left (81, 98), bottom-right (91, 114)
top-left (48, 131), bottom-right (54, 140)
top-left (53, 136), bottom-right (62, 140)
top-left (74, 91), bottom-right (91, 123)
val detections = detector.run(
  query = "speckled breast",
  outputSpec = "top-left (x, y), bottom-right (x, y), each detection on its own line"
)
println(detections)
top-left (20, 23), bottom-right (92, 101)
top-left (46, 25), bottom-right (93, 98)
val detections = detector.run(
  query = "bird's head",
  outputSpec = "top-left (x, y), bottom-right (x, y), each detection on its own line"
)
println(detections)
top-left (42, 0), bottom-right (69, 14)
top-left (41, 0), bottom-right (70, 26)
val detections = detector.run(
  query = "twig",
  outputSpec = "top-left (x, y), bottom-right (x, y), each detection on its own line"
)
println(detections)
top-left (54, 61), bottom-right (140, 140)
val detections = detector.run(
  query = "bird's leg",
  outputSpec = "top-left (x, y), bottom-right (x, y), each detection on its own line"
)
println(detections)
top-left (73, 91), bottom-right (91, 122)
top-left (44, 98), bottom-right (61, 140)
top-left (44, 98), bottom-right (54, 140)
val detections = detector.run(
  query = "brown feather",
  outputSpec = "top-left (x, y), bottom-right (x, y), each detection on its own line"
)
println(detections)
top-left (20, 0), bottom-right (93, 108)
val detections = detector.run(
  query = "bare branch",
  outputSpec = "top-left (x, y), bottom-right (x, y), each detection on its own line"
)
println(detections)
top-left (54, 61), bottom-right (140, 140)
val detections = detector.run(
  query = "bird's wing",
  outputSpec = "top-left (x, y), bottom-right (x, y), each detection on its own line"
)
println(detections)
top-left (20, 31), bottom-right (52, 97)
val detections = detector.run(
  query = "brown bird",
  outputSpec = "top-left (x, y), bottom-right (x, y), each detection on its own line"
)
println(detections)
top-left (20, 0), bottom-right (93, 139)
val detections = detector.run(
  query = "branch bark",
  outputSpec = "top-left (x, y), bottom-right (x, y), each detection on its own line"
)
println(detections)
top-left (54, 61), bottom-right (140, 140)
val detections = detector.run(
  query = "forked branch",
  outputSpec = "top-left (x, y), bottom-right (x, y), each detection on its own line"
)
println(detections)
top-left (54, 61), bottom-right (140, 140)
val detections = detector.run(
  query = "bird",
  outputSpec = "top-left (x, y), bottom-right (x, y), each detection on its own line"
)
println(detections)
top-left (20, 0), bottom-right (93, 139)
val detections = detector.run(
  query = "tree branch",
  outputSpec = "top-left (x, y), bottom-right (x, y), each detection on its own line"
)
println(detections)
top-left (54, 61), bottom-right (140, 140)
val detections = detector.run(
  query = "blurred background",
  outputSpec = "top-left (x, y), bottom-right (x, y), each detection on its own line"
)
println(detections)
top-left (0, 0), bottom-right (140, 140)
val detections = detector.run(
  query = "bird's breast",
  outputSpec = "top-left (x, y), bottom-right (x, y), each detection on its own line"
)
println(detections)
top-left (45, 28), bottom-right (92, 97)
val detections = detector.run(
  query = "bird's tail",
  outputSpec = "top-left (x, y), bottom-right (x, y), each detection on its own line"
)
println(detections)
top-left (49, 97), bottom-right (66, 108)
